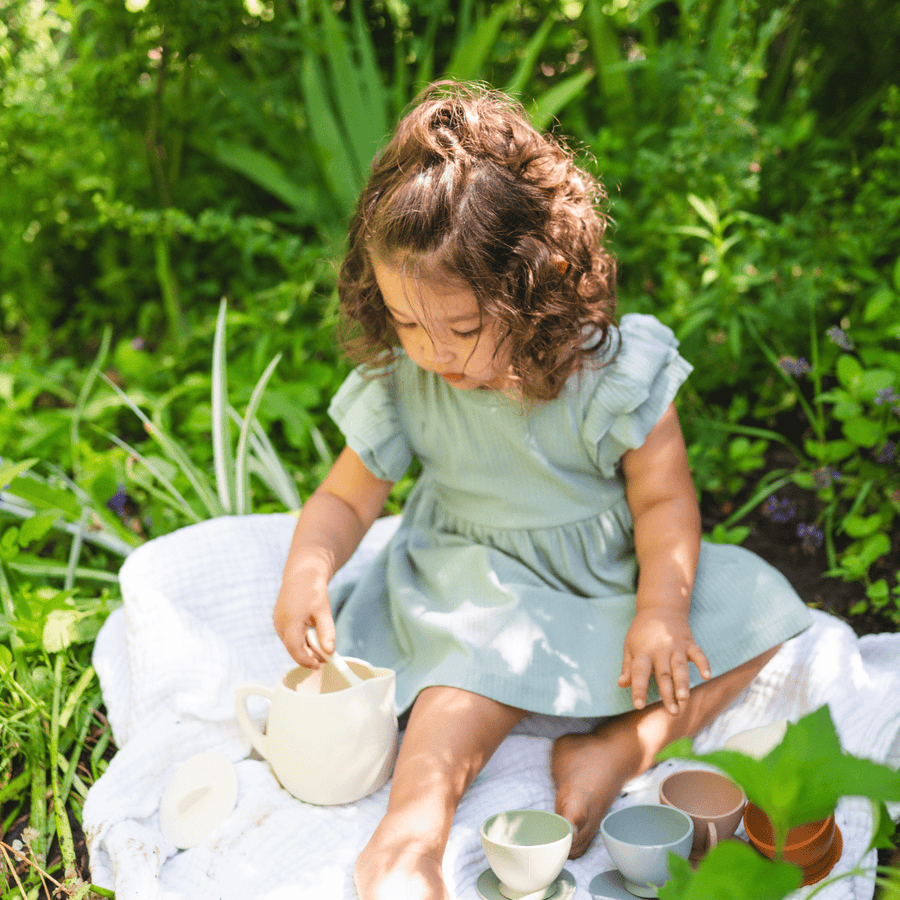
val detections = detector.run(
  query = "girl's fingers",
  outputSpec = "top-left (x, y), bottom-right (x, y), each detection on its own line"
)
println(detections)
top-left (670, 651), bottom-right (691, 703)
top-left (628, 655), bottom-right (652, 709)
top-left (617, 651), bottom-right (633, 687)
top-left (687, 643), bottom-right (712, 680)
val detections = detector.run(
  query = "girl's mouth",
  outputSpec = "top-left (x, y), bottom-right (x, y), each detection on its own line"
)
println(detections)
top-left (441, 372), bottom-right (464, 382)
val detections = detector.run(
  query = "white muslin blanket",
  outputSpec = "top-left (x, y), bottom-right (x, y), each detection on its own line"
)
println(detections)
top-left (84, 514), bottom-right (900, 899)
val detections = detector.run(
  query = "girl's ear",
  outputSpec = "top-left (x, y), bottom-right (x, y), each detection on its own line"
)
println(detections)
top-left (551, 255), bottom-right (569, 276)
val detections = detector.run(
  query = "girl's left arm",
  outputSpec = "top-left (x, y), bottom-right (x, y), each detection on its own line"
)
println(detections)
top-left (618, 402), bottom-right (712, 715)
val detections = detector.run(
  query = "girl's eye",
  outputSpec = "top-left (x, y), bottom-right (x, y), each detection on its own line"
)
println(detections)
top-left (392, 320), bottom-right (417, 331)
top-left (452, 326), bottom-right (482, 339)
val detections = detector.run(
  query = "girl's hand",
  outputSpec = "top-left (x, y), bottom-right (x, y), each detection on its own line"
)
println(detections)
top-left (273, 565), bottom-right (336, 669)
top-left (617, 607), bottom-right (711, 714)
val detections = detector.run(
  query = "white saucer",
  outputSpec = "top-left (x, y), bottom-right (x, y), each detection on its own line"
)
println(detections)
top-left (476, 868), bottom-right (576, 900)
top-left (159, 751), bottom-right (238, 849)
top-left (589, 870), bottom-right (659, 899)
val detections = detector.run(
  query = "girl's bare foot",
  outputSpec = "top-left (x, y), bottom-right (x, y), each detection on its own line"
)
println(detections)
top-left (551, 725), bottom-right (642, 858)
top-left (552, 646), bottom-right (781, 858)
top-left (354, 820), bottom-right (449, 900)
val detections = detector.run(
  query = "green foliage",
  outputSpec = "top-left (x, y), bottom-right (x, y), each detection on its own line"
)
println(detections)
top-left (658, 706), bottom-right (900, 898)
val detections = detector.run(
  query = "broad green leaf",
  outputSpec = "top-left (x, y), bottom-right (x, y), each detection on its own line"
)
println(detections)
top-left (687, 195), bottom-right (720, 230)
top-left (893, 255), bottom-right (900, 292)
top-left (856, 532), bottom-right (891, 568)
top-left (658, 840), bottom-right (801, 900)
top-left (836, 354), bottom-right (864, 393)
top-left (658, 707), bottom-right (900, 850)
top-left (864, 287), bottom-right (894, 323)
top-left (843, 514), bottom-right (882, 539)
top-left (5, 476), bottom-right (82, 519)
top-left (0, 459), bottom-right (38, 488)
top-left (18, 511), bottom-right (58, 547)
top-left (841, 415), bottom-right (882, 447)
top-left (860, 368), bottom-right (897, 400)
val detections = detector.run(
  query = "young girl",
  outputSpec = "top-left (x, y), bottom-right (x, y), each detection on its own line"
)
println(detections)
top-left (273, 81), bottom-right (811, 900)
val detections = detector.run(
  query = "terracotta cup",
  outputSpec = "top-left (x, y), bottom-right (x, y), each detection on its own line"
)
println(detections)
top-left (658, 768), bottom-right (747, 860)
top-left (743, 803), bottom-right (836, 870)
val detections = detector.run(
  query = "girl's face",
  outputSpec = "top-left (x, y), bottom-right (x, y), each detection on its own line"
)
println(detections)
top-left (372, 259), bottom-right (513, 391)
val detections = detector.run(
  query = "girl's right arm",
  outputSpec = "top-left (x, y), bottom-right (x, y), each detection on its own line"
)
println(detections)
top-left (273, 446), bottom-right (394, 667)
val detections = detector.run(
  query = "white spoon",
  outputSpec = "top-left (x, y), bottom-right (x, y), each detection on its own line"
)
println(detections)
top-left (307, 628), bottom-right (364, 686)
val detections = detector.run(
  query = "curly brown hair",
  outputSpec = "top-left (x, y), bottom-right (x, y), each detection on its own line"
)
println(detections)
top-left (337, 81), bottom-right (617, 401)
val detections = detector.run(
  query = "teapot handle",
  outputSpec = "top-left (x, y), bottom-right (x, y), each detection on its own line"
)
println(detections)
top-left (234, 682), bottom-right (273, 760)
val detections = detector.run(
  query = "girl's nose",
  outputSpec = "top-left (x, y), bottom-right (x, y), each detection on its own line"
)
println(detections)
top-left (421, 334), bottom-right (454, 366)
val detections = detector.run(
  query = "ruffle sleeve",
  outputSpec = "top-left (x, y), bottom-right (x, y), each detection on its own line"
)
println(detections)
top-left (328, 365), bottom-right (413, 483)
top-left (581, 314), bottom-right (693, 477)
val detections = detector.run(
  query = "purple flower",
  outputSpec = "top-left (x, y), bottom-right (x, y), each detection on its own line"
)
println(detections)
top-left (874, 387), bottom-right (900, 406)
top-left (762, 496), bottom-right (797, 523)
top-left (826, 326), bottom-right (854, 351)
top-left (797, 523), bottom-right (824, 554)
top-left (812, 467), bottom-right (841, 489)
top-left (131, 337), bottom-right (146, 351)
top-left (876, 441), bottom-right (896, 464)
top-left (106, 484), bottom-right (128, 515)
top-left (778, 356), bottom-right (811, 377)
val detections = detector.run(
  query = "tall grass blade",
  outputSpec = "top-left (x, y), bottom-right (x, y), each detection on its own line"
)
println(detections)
top-left (99, 428), bottom-right (203, 524)
top-left (504, 17), bottom-right (554, 98)
top-left (234, 354), bottom-right (282, 515)
top-left (64, 508), bottom-right (90, 592)
top-left (706, 0), bottom-right (740, 79)
top-left (445, 0), bottom-right (516, 81)
top-left (316, 0), bottom-right (386, 174)
top-left (298, 53), bottom-right (362, 215)
top-left (207, 140), bottom-right (318, 218)
top-left (530, 70), bottom-right (594, 131)
top-left (211, 300), bottom-right (235, 514)
top-left (228, 409), bottom-right (303, 509)
top-left (100, 375), bottom-right (224, 516)
top-left (71, 326), bottom-right (111, 479)
top-left (583, 0), bottom-right (634, 117)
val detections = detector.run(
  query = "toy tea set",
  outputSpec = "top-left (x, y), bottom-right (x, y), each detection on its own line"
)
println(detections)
top-left (156, 649), bottom-right (842, 899)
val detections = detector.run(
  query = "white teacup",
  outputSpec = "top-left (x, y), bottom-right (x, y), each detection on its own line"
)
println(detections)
top-left (480, 809), bottom-right (573, 899)
top-left (600, 804), bottom-right (694, 898)
top-left (234, 660), bottom-right (398, 805)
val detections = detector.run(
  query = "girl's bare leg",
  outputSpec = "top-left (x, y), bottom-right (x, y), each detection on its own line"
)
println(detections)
top-left (354, 686), bottom-right (524, 900)
top-left (552, 646), bottom-right (780, 858)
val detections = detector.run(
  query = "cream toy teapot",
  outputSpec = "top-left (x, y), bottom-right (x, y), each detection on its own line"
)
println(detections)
top-left (234, 639), bottom-right (398, 806)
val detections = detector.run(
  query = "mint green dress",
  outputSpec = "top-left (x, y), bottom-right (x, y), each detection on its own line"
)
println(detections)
top-left (328, 314), bottom-right (812, 717)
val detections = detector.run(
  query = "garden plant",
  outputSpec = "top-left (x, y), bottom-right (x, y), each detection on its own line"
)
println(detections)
top-left (2, 0), bottom-right (899, 897)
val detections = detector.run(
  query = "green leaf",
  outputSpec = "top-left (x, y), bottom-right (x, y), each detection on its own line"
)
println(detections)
top-left (657, 707), bottom-right (900, 849)
top-left (504, 17), bottom-right (554, 97)
top-left (687, 195), bottom-right (720, 230)
top-left (841, 416), bottom-right (882, 447)
top-left (0, 458), bottom-right (38, 489)
top-left (868, 800), bottom-right (897, 853)
top-left (836, 354), bottom-right (864, 393)
top-left (864, 287), bottom-right (894, 323)
top-left (893, 255), bottom-right (900, 293)
top-left (17, 511), bottom-right (58, 547)
top-left (658, 840), bottom-right (801, 900)
top-left (843, 514), bottom-right (883, 538)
